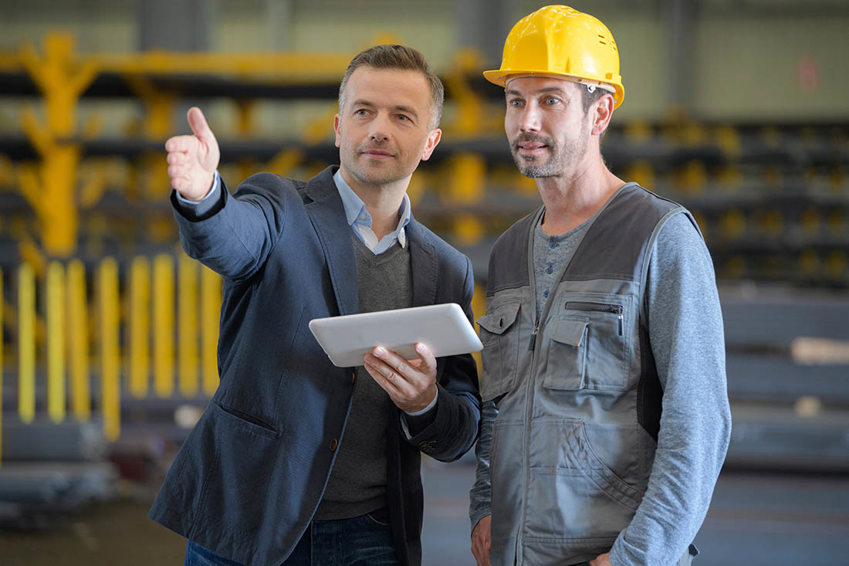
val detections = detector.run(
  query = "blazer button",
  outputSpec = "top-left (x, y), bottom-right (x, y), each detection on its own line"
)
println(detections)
top-left (329, 438), bottom-right (338, 452)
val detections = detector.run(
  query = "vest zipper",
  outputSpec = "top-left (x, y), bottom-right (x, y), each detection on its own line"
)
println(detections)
top-left (565, 301), bottom-right (624, 335)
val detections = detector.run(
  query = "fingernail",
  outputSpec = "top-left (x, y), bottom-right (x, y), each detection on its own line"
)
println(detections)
top-left (374, 347), bottom-right (385, 356)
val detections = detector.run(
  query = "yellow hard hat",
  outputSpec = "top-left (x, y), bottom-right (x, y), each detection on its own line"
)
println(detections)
top-left (484, 5), bottom-right (625, 108)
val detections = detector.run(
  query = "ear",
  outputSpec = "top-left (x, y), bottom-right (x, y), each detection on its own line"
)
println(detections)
top-left (590, 94), bottom-right (615, 136)
top-left (420, 128), bottom-right (442, 161)
top-left (333, 114), bottom-right (342, 148)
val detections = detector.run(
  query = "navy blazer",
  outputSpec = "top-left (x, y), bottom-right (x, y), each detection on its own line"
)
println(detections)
top-left (149, 166), bottom-right (481, 566)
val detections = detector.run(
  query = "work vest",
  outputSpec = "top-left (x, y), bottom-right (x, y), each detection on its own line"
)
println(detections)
top-left (478, 183), bottom-right (694, 565)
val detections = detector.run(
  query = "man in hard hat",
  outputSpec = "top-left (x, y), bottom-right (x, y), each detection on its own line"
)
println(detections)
top-left (149, 44), bottom-right (481, 566)
top-left (469, 6), bottom-right (731, 566)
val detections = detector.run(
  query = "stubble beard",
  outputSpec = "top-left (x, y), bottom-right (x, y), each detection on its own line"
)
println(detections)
top-left (510, 133), bottom-right (587, 179)
top-left (344, 143), bottom-right (409, 187)
top-left (511, 134), bottom-right (560, 178)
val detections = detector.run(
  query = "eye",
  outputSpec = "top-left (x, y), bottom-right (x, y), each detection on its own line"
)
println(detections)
top-left (353, 108), bottom-right (370, 117)
top-left (544, 96), bottom-right (561, 105)
top-left (507, 98), bottom-right (524, 108)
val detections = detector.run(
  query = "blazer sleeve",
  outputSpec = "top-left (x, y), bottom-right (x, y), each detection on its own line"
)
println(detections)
top-left (403, 254), bottom-right (481, 462)
top-left (171, 172), bottom-right (293, 282)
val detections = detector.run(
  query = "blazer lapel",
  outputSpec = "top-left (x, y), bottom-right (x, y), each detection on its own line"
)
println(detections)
top-left (406, 219), bottom-right (438, 308)
top-left (303, 167), bottom-right (359, 316)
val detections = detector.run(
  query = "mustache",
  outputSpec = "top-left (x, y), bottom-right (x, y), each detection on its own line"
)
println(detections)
top-left (511, 133), bottom-right (554, 149)
top-left (357, 141), bottom-right (392, 153)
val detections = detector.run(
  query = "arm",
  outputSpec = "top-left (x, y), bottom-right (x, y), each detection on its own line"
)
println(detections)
top-left (469, 400), bottom-right (497, 566)
top-left (167, 108), bottom-right (288, 281)
top-left (609, 213), bottom-right (732, 564)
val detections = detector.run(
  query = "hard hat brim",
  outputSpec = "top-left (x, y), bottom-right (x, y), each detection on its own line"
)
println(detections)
top-left (482, 69), bottom-right (625, 109)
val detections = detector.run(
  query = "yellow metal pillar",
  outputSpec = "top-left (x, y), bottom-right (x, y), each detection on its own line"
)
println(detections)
top-left (153, 254), bottom-right (175, 398)
top-left (98, 258), bottom-right (121, 441)
top-left (201, 265), bottom-right (221, 396)
top-left (444, 49), bottom-right (488, 247)
top-left (18, 264), bottom-right (36, 424)
top-left (67, 259), bottom-right (90, 420)
top-left (178, 252), bottom-right (199, 397)
top-left (126, 75), bottom-right (177, 199)
top-left (129, 257), bottom-right (151, 398)
top-left (46, 261), bottom-right (66, 423)
top-left (18, 34), bottom-right (99, 258)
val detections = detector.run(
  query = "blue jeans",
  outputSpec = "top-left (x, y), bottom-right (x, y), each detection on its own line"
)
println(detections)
top-left (185, 509), bottom-right (398, 566)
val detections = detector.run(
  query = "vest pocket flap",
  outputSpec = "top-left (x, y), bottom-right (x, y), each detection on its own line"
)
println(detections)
top-left (551, 320), bottom-right (588, 347)
top-left (477, 305), bottom-right (520, 336)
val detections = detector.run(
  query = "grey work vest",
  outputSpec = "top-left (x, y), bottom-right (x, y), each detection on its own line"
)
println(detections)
top-left (478, 183), bottom-right (692, 565)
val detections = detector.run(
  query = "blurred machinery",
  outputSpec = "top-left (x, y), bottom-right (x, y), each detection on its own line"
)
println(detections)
top-left (1, 33), bottom-right (849, 525)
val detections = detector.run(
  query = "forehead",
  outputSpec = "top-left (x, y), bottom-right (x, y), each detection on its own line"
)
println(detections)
top-left (343, 66), bottom-right (431, 110)
top-left (505, 76), bottom-right (582, 97)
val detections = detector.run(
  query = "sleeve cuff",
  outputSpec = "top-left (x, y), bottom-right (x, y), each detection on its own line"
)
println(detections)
top-left (174, 170), bottom-right (221, 215)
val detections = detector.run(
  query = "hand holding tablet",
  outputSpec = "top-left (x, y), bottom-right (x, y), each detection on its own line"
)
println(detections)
top-left (308, 303), bottom-right (483, 367)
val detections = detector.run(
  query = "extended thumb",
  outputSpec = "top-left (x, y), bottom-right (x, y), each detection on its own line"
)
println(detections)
top-left (187, 107), bottom-right (214, 141)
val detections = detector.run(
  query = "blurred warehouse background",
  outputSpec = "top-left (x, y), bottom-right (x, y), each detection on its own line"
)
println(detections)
top-left (1, 0), bottom-right (848, 564)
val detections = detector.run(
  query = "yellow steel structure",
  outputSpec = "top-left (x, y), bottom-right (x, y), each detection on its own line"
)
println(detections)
top-left (153, 254), bottom-right (176, 399)
top-left (201, 266), bottom-right (222, 396)
top-left (98, 258), bottom-right (121, 441)
top-left (129, 257), bottom-right (152, 398)
top-left (443, 49), bottom-right (489, 248)
top-left (67, 259), bottom-right (90, 421)
top-left (178, 252), bottom-right (200, 398)
top-left (46, 261), bottom-right (66, 423)
top-left (17, 263), bottom-right (36, 424)
top-left (2, 33), bottom-right (355, 258)
top-left (0, 254), bottom-right (223, 458)
top-left (17, 35), bottom-right (98, 259)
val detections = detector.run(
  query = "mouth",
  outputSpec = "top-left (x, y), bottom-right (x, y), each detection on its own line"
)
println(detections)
top-left (359, 148), bottom-right (395, 160)
top-left (513, 136), bottom-right (550, 156)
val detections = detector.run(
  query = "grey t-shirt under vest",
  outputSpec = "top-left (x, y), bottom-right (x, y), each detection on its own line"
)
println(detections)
top-left (533, 219), bottom-right (590, 317)
top-left (314, 234), bottom-right (412, 520)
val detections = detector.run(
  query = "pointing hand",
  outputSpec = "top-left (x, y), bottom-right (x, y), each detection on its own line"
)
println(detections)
top-left (165, 107), bottom-right (220, 201)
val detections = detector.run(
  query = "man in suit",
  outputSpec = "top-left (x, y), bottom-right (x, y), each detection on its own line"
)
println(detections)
top-left (149, 44), bottom-right (481, 566)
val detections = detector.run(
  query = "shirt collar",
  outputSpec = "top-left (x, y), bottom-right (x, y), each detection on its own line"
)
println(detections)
top-left (333, 170), bottom-right (410, 249)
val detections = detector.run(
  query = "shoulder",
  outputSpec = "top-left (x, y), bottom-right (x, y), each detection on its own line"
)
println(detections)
top-left (233, 172), bottom-right (306, 203)
top-left (409, 219), bottom-right (471, 267)
top-left (230, 167), bottom-right (340, 213)
top-left (490, 208), bottom-right (539, 255)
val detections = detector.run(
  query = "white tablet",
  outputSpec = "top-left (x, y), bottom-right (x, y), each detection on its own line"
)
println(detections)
top-left (308, 303), bottom-right (483, 368)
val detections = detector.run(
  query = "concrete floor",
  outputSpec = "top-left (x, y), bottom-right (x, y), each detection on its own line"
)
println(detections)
top-left (1, 457), bottom-right (849, 565)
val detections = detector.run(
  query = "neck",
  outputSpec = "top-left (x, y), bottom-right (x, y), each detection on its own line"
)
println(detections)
top-left (341, 170), bottom-right (409, 239)
top-left (536, 166), bottom-right (624, 236)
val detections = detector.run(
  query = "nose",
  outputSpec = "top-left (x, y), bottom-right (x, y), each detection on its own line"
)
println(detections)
top-left (517, 102), bottom-right (541, 133)
top-left (369, 113), bottom-right (391, 142)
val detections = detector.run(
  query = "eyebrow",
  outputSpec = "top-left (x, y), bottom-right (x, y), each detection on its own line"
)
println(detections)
top-left (351, 99), bottom-right (420, 120)
top-left (505, 86), bottom-right (568, 97)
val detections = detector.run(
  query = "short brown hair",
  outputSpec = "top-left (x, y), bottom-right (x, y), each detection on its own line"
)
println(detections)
top-left (338, 44), bottom-right (444, 130)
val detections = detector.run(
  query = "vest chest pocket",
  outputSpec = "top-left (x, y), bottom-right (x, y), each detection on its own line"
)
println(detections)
top-left (543, 301), bottom-right (632, 391)
top-left (541, 319), bottom-right (588, 390)
top-left (477, 304), bottom-right (522, 401)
